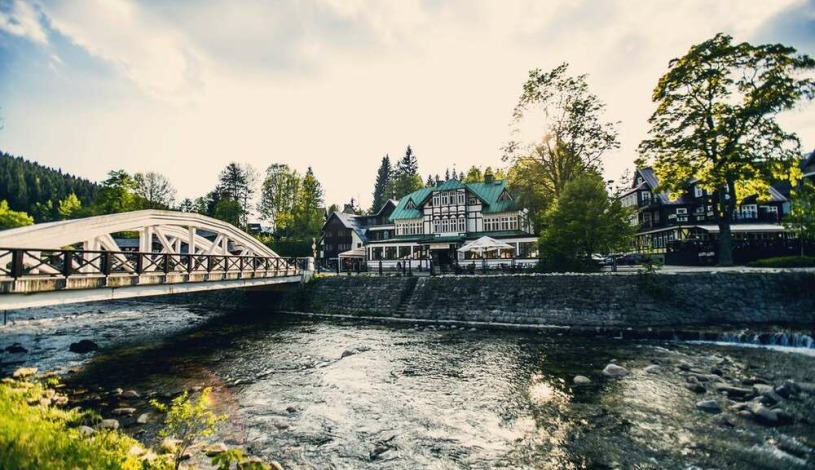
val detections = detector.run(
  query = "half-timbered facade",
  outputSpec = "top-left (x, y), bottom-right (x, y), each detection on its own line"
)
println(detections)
top-left (365, 176), bottom-right (536, 269)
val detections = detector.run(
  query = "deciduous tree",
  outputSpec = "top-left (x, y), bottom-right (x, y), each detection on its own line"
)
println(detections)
top-left (785, 181), bottom-right (815, 256)
top-left (134, 171), bottom-right (177, 209)
top-left (258, 163), bottom-right (300, 234)
top-left (639, 33), bottom-right (815, 265)
top-left (538, 173), bottom-right (634, 272)
top-left (0, 200), bottom-right (34, 229)
top-left (504, 63), bottom-right (619, 230)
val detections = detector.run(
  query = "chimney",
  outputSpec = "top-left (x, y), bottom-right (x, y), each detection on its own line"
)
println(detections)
top-left (484, 172), bottom-right (494, 184)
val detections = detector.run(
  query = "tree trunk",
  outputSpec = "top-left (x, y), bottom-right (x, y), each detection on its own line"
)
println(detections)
top-left (717, 181), bottom-right (737, 266)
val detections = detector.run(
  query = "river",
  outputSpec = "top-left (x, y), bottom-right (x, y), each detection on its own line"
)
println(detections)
top-left (2, 300), bottom-right (814, 469)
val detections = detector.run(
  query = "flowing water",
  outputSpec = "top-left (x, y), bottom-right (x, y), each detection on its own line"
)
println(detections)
top-left (2, 301), bottom-right (815, 469)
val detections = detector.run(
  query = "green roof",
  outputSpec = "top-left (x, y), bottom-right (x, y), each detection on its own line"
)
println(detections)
top-left (390, 180), bottom-right (518, 221)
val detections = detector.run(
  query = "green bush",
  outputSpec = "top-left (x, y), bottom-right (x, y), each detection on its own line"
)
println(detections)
top-left (0, 374), bottom-right (145, 470)
top-left (746, 256), bottom-right (815, 268)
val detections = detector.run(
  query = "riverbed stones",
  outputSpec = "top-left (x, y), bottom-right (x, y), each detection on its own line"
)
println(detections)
top-left (340, 345), bottom-right (371, 358)
top-left (696, 400), bottom-right (721, 413)
top-left (5, 343), bottom-right (28, 353)
top-left (204, 442), bottom-right (228, 457)
top-left (12, 367), bottom-right (37, 379)
top-left (69, 339), bottom-right (99, 353)
top-left (112, 407), bottom-right (136, 416)
top-left (99, 419), bottom-right (120, 430)
top-left (121, 390), bottom-right (140, 399)
top-left (644, 365), bottom-right (663, 374)
top-left (602, 364), bottom-right (628, 378)
top-left (713, 383), bottom-right (753, 399)
top-left (748, 403), bottom-right (779, 425)
top-left (136, 413), bottom-right (150, 424)
top-left (79, 425), bottom-right (96, 437)
top-left (573, 375), bottom-right (591, 385)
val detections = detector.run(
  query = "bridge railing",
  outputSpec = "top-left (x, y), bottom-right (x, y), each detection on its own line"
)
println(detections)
top-left (0, 247), bottom-right (307, 280)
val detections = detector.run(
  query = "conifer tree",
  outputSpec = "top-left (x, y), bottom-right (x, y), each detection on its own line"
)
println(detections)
top-left (370, 155), bottom-right (392, 213)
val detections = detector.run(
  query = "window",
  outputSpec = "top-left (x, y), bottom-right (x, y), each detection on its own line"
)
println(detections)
top-left (405, 198), bottom-right (415, 210)
top-left (641, 191), bottom-right (652, 204)
top-left (457, 192), bottom-right (465, 205)
top-left (694, 186), bottom-right (703, 198)
top-left (676, 208), bottom-right (687, 215)
top-left (498, 190), bottom-right (512, 202)
top-left (468, 196), bottom-right (478, 205)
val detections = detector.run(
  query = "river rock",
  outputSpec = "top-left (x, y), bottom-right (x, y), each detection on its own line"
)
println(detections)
top-left (12, 367), bottom-right (37, 378)
top-left (796, 382), bottom-right (815, 394)
top-left (69, 340), bottom-right (99, 354)
top-left (644, 365), bottom-right (663, 374)
top-left (677, 361), bottom-right (694, 371)
top-left (5, 343), bottom-right (28, 354)
top-left (748, 404), bottom-right (778, 425)
top-left (685, 383), bottom-right (706, 394)
top-left (370, 444), bottom-right (391, 460)
top-left (204, 442), bottom-right (228, 457)
top-left (269, 462), bottom-right (284, 470)
top-left (136, 413), bottom-right (150, 424)
top-left (573, 375), bottom-right (591, 385)
top-left (99, 419), bottom-right (119, 430)
top-left (286, 405), bottom-right (298, 413)
top-left (340, 345), bottom-right (371, 359)
top-left (696, 400), bottom-right (721, 413)
top-left (79, 425), bottom-right (96, 437)
top-left (602, 364), bottom-right (628, 378)
top-left (160, 438), bottom-right (181, 454)
top-left (121, 390), bottom-right (140, 399)
top-left (112, 407), bottom-right (136, 416)
top-left (752, 384), bottom-right (774, 395)
top-left (713, 383), bottom-right (753, 399)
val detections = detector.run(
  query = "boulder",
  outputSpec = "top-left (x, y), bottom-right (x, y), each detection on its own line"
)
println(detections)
top-left (602, 364), bottom-right (628, 378)
top-left (136, 413), bottom-right (150, 424)
top-left (98, 419), bottom-right (119, 430)
top-left (204, 443), bottom-right (228, 457)
top-left (121, 390), bottom-right (140, 399)
top-left (5, 343), bottom-right (28, 354)
top-left (696, 400), bottom-right (721, 413)
top-left (111, 407), bottom-right (136, 416)
top-left (685, 383), bottom-right (706, 394)
top-left (573, 375), bottom-right (591, 386)
top-left (69, 340), bottom-right (99, 354)
top-left (12, 367), bottom-right (37, 379)
top-left (712, 383), bottom-right (754, 399)
top-left (644, 365), bottom-right (663, 374)
top-left (748, 404), bottom-right (778, 426)
top-left (78, 425), bottom-right (96, 437)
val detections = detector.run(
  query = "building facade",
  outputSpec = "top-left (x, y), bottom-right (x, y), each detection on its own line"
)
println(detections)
top-left (319, 200), bottom-right (397, 269)
top-left (621, 168), bottom-right (792, 264)
top-left (364, 176), bottom-right (537, 270)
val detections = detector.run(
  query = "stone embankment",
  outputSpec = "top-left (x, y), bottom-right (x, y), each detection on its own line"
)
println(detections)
top-left (282, 272), bottom-right (815, 327)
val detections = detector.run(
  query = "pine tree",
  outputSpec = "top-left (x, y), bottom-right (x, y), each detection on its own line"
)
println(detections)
top-left (293, 167), bottom-right (324, 237)
top-left (426, 174), bottom-right (435, 187)
top-left (370, 155), bottom-right (392, 213)
top-left (389, 146), bottom-right (423, 199)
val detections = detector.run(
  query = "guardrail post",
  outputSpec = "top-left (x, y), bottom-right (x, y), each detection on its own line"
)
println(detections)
top-left (163, 254), bottom-right (170, 274)
top-left (62, 251), bottom-right (73, 277)
top-left (101, 252), bottom-right (112, 275)
top-left (187, 255), bottom-right (194, 274)
top-left (11, 249), bottom-right (23, 279)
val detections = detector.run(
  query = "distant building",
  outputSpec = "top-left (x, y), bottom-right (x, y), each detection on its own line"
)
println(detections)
top-left (620, 167), bottom-right (793, 264)
top-left (319, 200), bottom-right (397, 269)
top-left (365, 175), bottom-right (536, 270)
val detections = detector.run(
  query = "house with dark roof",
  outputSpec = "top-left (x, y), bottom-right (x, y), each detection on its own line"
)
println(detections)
top-left (319, 200), bottom-right (397, 269)
top-left (364, 174), bottom-right (536, 270)
top-left (621, 167), bottom-right (792, 264)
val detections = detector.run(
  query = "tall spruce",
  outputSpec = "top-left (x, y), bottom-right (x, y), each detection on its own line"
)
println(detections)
top-left (389, 145), bottom-right (423, 199)
top-left (370, 155), bottom-right (392, 213)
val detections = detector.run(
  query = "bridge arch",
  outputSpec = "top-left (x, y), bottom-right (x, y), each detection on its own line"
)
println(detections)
top-left (0, 210), bottom-right (278, 257)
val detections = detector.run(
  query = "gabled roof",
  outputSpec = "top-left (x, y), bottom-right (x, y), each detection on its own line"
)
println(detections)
top-left (389, 179), bottom-right (519, 221)
top-left (634, 167), bottom-right (788, 206)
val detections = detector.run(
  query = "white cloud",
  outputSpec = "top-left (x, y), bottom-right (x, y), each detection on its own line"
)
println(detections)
top-left (0, 0), bottom-right (48, 44)
top-left (1, 0), bottom-right (813, 210)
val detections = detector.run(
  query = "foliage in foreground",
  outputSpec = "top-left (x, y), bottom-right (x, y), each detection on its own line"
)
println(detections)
top-left (0, 371), bottom-right (275, 470)
top-left (746, 256), bottom-right (815, 268)
top-left (0, 372), bottom-right (144, 470)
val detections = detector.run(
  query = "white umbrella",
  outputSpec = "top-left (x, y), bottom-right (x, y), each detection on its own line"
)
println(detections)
top-left (457, 236), bottom-right (514, 253)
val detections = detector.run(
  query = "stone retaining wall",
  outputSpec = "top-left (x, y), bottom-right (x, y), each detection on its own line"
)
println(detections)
top-left (284, 272), bottom-right (815, 327)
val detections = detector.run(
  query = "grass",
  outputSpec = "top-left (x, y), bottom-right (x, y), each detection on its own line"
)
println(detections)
top-left (746, 256), bottom-right (815, 268)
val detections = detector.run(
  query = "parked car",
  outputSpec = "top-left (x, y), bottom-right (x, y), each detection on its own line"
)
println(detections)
top-left (616, 253), bottom-right (651, 265)
top-left (590, 253), bottom-right (608, 265)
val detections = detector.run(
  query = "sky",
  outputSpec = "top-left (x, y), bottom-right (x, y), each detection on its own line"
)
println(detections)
top-left (1, 0), bottom-right (814, 211)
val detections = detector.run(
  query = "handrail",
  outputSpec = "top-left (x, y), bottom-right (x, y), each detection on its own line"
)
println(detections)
top-left (0, 247), bottom-right (307, 280)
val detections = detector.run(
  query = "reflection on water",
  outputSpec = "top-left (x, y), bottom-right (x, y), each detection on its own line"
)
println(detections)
top-left (3, 303), bottom-right (814, 469)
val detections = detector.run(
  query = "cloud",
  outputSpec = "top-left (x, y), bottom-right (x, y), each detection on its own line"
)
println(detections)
top-left (754, 0), bottom-right (815, 53)
top-left (0, 0), bottom-right (48, 45)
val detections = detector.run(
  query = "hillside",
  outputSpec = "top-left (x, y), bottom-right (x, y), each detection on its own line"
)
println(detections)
top-left (0, 151), bottom-right (99, 222)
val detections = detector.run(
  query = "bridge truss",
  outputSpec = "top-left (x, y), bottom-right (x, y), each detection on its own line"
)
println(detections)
top-left (0, 210), bottom-right (308, 309)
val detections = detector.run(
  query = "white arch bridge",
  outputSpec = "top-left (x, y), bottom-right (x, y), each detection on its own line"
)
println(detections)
top-left (0, 210), bottom-right (311, 310)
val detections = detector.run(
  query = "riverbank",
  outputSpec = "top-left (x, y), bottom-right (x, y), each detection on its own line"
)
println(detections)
top-left (281, 272), bottom-right (815, 327)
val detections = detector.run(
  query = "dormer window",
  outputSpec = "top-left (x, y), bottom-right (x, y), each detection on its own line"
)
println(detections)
top-left (405, 198), bottom-right (416, 210)
top-left (497, 190), bottom-right (512, 202)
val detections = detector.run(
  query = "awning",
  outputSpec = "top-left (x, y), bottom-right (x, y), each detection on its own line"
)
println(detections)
top-left (457, 236), bottom-right (514, 253)
top-left (338, 248), bottom-right (366, 259)
top-left (694, 224), bottom-right (787, 234)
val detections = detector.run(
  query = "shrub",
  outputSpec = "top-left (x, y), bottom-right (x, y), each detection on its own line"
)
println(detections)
top-left (0, 375), bottom-right (145, 470)
top-left (746, 256), bottom-right (815, 268)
